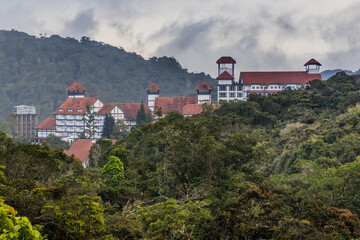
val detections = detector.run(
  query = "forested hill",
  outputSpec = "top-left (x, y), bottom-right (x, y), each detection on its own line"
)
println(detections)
top-left (0, 30), bottom-right (214, 121)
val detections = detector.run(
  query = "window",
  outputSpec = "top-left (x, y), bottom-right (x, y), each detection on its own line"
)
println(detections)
top-left (251, 86), bottom-right (255, 89)
top-left (219, 92), bottom-right (227, 98)
top-left (219, 85), bottom-right (227, 91)
top-left (256, 86), bottom-right (259, 89)
top-left (229, 92), bottom-right (235, 98)
top-left (270, 86), bottom-right (273, 89)
top-left (274, 86), bottom-right (278, 89)
top-left (68, 109), bottom-right (73, 112)
top-left (229, 86), bottom-right (236, 91)
top-left (77, 109), bottom-right (82, 112)
top-left (59, 109), bottom-right (64, 112)
top-left (237, 92), bottom-right (243, 98)
top-left (237, 85), bottom-right (242, 91)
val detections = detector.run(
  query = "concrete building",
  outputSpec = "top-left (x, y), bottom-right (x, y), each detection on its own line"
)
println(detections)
top-left (13, 105), bottom-right (38, 139)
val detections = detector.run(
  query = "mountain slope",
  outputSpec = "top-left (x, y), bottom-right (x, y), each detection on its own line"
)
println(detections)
top-left (0, 30), bottom-right (214, 121)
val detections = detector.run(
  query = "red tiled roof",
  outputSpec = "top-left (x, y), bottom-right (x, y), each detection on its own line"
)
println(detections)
top-left (304, 59), bottom-right (321, 66)
top-left (247, 90), bottom-right (282, 93)
top-left (54, 97), bottom-right (99, 115)
top-left (118, 103), bottom-right (152, 121)
top-left (64, 139), bottom-right (118, 163)
top-left (182, 104), bottom-right (216, 115)
top-left (216, 71), bottom-right (235, 80)
top-left (216, 56), bottom-right (236, 64)
top-left (36, 118), bottom-right (56, 130)
top-left (195, 81), bottom-right (213, 90)
top-left (64, 139), bottom-right (95, 163)
top-left (97, 103), bottom-right (118, 115)
top-left (241, 72), bottom-right (322, 85)
top-left (146, 83), bottom-right (161, 91)
top-left (155, 96), bottom-right (197, 114)
top-left (65, 82), bottom-right (87, 91)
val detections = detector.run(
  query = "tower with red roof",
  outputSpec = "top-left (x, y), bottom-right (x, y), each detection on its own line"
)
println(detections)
top-left (216, 56), bottom-right (322, 102)
top-left (66, 82), bottom-right (87, 98)
top-left (146, 83), bottom-right (161, 112)
top-left (196, 81), bottom-right (212, 104)
top-left (304, 59), bottom-right (322, 74)
top-left (216, 56), bottom-right (244, 102)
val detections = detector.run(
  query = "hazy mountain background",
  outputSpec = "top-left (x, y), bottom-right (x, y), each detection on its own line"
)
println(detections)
top-left (0, 30), bottom-right (214, 121)
top-left (321, 69), bottom-right (360, 80)
top-left (0, 30), bottom-right (356, 121)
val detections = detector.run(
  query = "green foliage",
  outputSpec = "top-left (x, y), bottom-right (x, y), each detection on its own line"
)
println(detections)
top-left (110, 120), bottom-right (128, 139)
top-left (0, 30), bottom-right (214, 122)
top-left (102, 114), bottom-right (115, 139)
top-left (101, 156), bottom-right (124, 187)
top-left (134, 199), bottom-right (212, 239)
top-left (83, 104), bottom-right (96, 139)
top-left (44, 134), bottom-right (70, 150)
top-left (40, 195), bottom-right (105, 240)
top-left (0, 198), bottom-right (43, 239)
top-left (135, 102), bottom-right (152, 127)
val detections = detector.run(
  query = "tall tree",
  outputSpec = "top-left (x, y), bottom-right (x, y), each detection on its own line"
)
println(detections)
top-left (102, 114), bottom-right (115, 139)
top-left (110, 120), bottom-right (128, 139)
top-left (82, 104), bottom-right (96, 139)
top-left (136, 102), bottom-right (147, 127)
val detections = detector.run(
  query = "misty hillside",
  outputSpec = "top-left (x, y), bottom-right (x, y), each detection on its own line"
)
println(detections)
top-left (0, 30), bottom-right (214, 121)
top-left (321, 69), bottom-right (360, 80)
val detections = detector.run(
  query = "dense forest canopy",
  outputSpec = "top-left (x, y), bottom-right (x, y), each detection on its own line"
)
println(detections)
top-left (0, 30), bottom-right (214, 121)
top-left (1, 72), bottom-right (360, 239)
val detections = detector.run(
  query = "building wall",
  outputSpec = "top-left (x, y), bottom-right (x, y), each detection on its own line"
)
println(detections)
top-left (37, 129), bottom-right (56, 138)
top-left (148, 94), bottom-right (159, 112)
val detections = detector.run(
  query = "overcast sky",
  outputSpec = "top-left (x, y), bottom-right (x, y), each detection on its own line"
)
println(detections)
top-left (0, 0), bottom-right (359, 77)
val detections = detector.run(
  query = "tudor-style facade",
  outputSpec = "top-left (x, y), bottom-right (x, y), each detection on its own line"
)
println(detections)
top-left (36, 82), bottom-right (152, 141)
top-left (215, 57), bottom-right (322, 102)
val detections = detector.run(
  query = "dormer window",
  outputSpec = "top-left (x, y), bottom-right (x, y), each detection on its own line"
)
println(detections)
top-left (59, 109), bottom-right (64, 112)
top-left (68, 109), bottom-right (73, 112)
top-left (77, 109), bottom-right (82, 112)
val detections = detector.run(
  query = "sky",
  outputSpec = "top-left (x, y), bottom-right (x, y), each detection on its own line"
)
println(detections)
top-left (0, 0), bottom-right (359, 77)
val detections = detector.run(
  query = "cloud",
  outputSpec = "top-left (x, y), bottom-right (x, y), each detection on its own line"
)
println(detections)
top-left (0, 0), bottom-right (360, 75)
top-left (64, 8), bottom-right (98, 38)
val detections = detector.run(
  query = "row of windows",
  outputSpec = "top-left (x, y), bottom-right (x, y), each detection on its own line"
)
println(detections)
top-left (219, 85), bottom-right (242, 91)
top-left (219, 92), bottom-right (243, 98)
top-left (58, 109), bottom-right (83, 112)
top-left (251, 85), bottom-right (302, 90)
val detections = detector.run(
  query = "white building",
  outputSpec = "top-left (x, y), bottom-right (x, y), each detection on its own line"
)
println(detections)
top-left (216, 57), bottom-right (322, 102)
top-left (36, 82), bottom-right (152, 141)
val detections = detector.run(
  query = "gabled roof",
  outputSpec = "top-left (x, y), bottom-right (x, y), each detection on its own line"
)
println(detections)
top-left (216, 71), bottom-right (235, 80)
top-left (65, 82), bottom-right (87, 91)
top-left (216, 56), bottom-right (236, 64)
top-left (146, 83), bottom-right (161, 91)
top-left (96, 103), bottom-right (118, 115)
top-left (182, 104), bottom-right (216, 115)
top-left (118, 103), bottom-right (152, 121)
top-left (241, 72), bottom-right (322, 85)
top-left (304, 59), bottom-right (322, 66)
top-left (36, 118), bottom-right (56, 130)
top-left (65, 139), bottom-right (117, 163)
top-left (64, 139), bottom-right (95, 163)
top-left (196, 81), bottom-right (213, 90)
top-left (155, 96), bottom-right (197, 114)
top-left (54, 97), bottom-right (99, 115)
